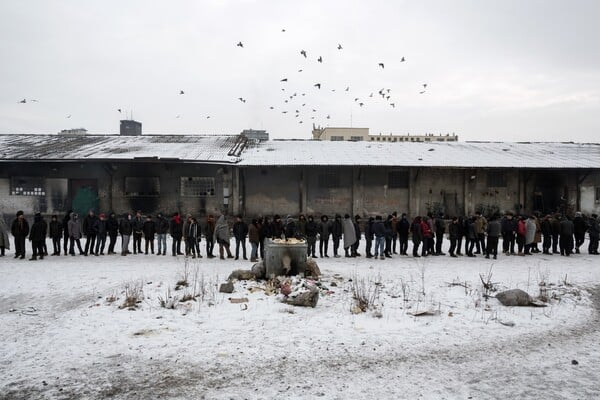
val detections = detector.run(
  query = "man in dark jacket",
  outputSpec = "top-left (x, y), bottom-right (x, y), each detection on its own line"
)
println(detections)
top-left (143, 215), bottom-right (156, 255)
top-left (258, 216), bottom-right (270, 260)
top-left (486, 214), bottom-right (501, 259)
top-left (397, 213), bottom-right (410, 256)
top-left (384, 215), bottom-right (394, 258)
top-left (541, 214), bottom-right (553, 255)
top-left (233, 215), bottom-right (248, 260)
top-left (131, 211), bottom-right (144, 255)
top-left (249, 218), bottom-right (260, 262)
top-left (410, 217), bottom-right (422, 258)
top-left (352, 215), bottom-right (361, 257)
top-left (588, 214), bottom-right (599, 255)
top-left (573, 212), bottom-right (587, 254)
top-left (373, 215), bottom-right (386, 259)
top-left (49, 215), bottom-right (63, 256)
top-left (559, 216), bottom-right (574, 256)
top-left (28, 213), bottom-right (47, 260)
top-left (434, 213), bottom-right (446, 256)
top-left (119, 213), bottom-right (133, 256)
top-left (11, 210), bottom-right (29, 259)
top-left (94, 213), bottom-right (107, 255)
top-left (319, 215), bottom-right (331, 258)
top-left (106, 212), bottom-right (119, 254)
top-left (306, 216), bottom-right (319, 258)
top-left (62, 210), bottom-right (71, 256)
top-left (331, 214), bottom-right (343, 258)
top-left (170, 212), bottom-right (183, 256)
top-left (364, 216), bottom-right (374, 258)
top-left (154, 213), bottom-right (169, 256)
top-left (501, 212), bottom-right (516, 255)
top-left (82, 210), bottom-right (98, 256)
top-left (448, 216), bottom-right (459, 257)
top-left (550, 213), bottom-right (562, 254)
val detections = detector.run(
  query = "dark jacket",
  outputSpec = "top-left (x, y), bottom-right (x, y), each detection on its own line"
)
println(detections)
top-left (143, 220), bottom-right (156, 238)
top-left (170, 215), bottom-right (183, 238)
top-left (49, 220), bottom-right (63, 239)
top-left (331, 217), bottom-right (343, 240)
top-left (248, 222), bottom-right (260, 244)
top-left (82, 214), bottom-right (98, 236)
top-left (410, 220), bottom-right (422, 242)
top-left (397, 217), bottom-right (410, 238)
top-left (29, 215), bottom-right (47, 241)
top-left (373, 220), bottom-right (386, 239)
top-left (107, 215), bottom-right (119, 236)
top-left (306, 219), bottom-right (319, 238)
top-left (435, 217), bottom-right (446, 235)
top-left (560, 219), bottom-right (575, 236)
top-left (487, 220), bottom-right (501, 238)
top-left (94, 219), bottom-right (107, 237)
top-left (448, 221), bottom-right (460, 239)
top-left (501, 217), bottom-right (516, 236)
top-left (131, 216), bottom-right (144, 235)
top-left (233, 220), bottom-right (249, 240)
top-left (11, 217), bottom-right (30, 238)
top-left (319, 218), bottom-right (331, 238)
top-left (364, 218), bottom-right (374, 240)
top-left (155, 216), bottom-right (169, 235)
top-left (119, 216), bottom-right (133, 236)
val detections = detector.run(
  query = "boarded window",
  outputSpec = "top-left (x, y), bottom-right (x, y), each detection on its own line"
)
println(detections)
top-left (388, 170), bottom-right (409, 189)
top-left (330, 136), bottom-right (344, 141)
top-left (125, 177), bottom-right (160, 196)
top-left (181, 177), bottom-right (215, 197)
top-left (487, 171), bottom-right (507, 187)
top-left (11, 177), bottom-right (45, 196)
top-left (318, 170), bottom-right (341, 188)
top-left (350, 136), bottom-right (363, 141)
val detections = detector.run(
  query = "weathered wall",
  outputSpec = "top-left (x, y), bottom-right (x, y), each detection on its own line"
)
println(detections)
top-left (361, 168), bottom-right (409, 216)
top-left (243, 167), bottom-right (301, 216)
top-left (304, 167), bottom-right (353, 217)
top-left (580, 172), bottom-right (600, 215)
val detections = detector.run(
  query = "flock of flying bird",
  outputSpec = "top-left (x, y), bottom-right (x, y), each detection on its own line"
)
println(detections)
top-left (17, 28), bottom-right (429, 125)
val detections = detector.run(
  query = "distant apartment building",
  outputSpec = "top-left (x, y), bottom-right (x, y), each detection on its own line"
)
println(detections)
top-left (58, 128), bottom-right (88, 136)
top-left (312, 125), bottom-right (458, 142)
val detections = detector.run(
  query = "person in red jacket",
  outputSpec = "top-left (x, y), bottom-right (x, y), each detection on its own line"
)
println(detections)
top-left (420, 217), bottom-right (432, 257)
top-left (516, 216), bottom-right (527, 255)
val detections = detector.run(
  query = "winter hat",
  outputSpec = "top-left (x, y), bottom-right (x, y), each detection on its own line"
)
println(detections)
top-left (354, 215), bottom-right (361, 221)
top-left (99, 213), bottom-right (106, 218)
top-left (16, 210), bottom-right (24, 217)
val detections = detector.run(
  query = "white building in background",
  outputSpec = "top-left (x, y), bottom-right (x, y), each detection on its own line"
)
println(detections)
top-left (311, 125), bottom-right (459, 142)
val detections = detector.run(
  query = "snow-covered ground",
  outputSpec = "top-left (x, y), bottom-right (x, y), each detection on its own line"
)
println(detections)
top-left (1, 238), bottom-right (600, 400)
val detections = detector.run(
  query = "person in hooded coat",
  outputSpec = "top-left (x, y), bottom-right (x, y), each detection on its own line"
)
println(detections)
top-left (82, 210), bottom-right (98, 256)
top-left (169, 212), bottom-right (183, 256)
top-left (397, 213), bottom-right (410, 256)
top-left (318, 215), bottom-right (331, 258)
top-left (364, 216), bottom-right (374, 258)
top-left (61, 210), bottom-right (71, 256)
top-left (410, 216), bottom-right (423, 258)
top-left (331, 214), bottom-right (343, 258)
top-left (28, 212), bottom-right (47, 260)
top-left (119, 213), bottom-right (133, 256)
top-left (373, 215), bottom-right (386, 259)
top-left (94, 213), bottom-right (107, 255)
top-left (573, 212), bottom-right (587, 254)
top-left (68, 213), bottom-right (84, 256)
top-left (342, 214), bottom-right (356, 257)
top-left (49, 215), bottom-right (62, 256)
top-left (352, 215), bottom-right (361, 257)
top-left (106, 212), bottom-right (119, 255)
top-left (587, 214), bottom-right (599, 255)
top-left (305, 216), bottom-right (319, 258)
top-left (214, 214), bottom-right (233, 259)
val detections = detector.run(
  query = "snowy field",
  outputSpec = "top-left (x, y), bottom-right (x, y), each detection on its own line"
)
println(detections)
top-left (1, 238), bottom-right (600, 400)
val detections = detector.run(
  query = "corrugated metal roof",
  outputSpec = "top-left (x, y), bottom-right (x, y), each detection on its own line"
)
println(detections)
top-left (0, 134), bottom-right (598, 169)
top-left (239, 140), bottom-right (600, 168)
top-left (0, 134), bottom-right (242, 164)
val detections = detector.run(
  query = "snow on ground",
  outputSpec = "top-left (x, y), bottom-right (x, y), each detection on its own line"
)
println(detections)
top-left (1, 238), bottom-right (600, 400)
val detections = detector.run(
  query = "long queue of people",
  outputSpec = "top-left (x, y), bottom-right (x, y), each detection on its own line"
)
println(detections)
top-left (1, 209), bottom-right (599, 262)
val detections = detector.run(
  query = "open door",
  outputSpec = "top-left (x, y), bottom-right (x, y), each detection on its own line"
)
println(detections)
top-left (70, 179), bottom-right (99, 216)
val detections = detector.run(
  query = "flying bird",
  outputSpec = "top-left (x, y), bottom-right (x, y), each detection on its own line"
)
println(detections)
top-left (180, 90), bottom-right (185, 95)
top-left (326, 115), bottom-right (331, 119)
top-left (378, 63), bottom-right (384, 69)
top-left (176, 115), bottom-right (181, 119)
top-left (269, 106), bottom-right (274, 109)
top-left (423, 83), bottom-right (428, 88)
top-left (354, 98), bottom-right (359, 102)
top-left (282, 111), bottom-right (288, 114)
top-left (359, 103), bottom-right (364, 107)
top-left (238, 97), bottom-right (246, 103)
top-left (206, 116), bottom-right (210, 119)
top-left (117, 109), bottom-right (122, 113)
top-left (337, 44), bottom-right (343, 50)
top-left (420, 91), bottom-right (426, 94)
top-left (401, 57), bottom-right (405, 62)
top-left (31, 99), bottom-right (39, 102)
top-left (298, 69), bottom-right (303, 72)
top-left (317, 56), bottom-right (322, 63)
top-left (66, 115), bottom-right (71, 118)
top-left (345, 86), bottom-right (350, 92)
top-left (314, 83), bottom-right (321, 89)
top-left (390, 103), bottom-right (395, 108)
top-left (237, 41), bottom-right (243, 48)
top-left (300, 50), bottom-right (307, 58)
top-left (281, 78), bottom-right (288, 82)
top-left (18, 99), bottom-right (26, 103)
top-left (369, 93), bottom-right (373, 97)
top-left (281, 28), bottom-right (286, 32)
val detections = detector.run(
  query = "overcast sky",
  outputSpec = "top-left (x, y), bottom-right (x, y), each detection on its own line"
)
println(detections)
top-left (1, 0), bottom-right (599, 142)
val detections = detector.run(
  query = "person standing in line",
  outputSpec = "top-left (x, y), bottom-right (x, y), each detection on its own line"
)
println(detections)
top-left (384, 215), bottom-right (394, 258)
top-left (501, 212), bottom-right (516, 255)
top-left (182, 214), bottom-right (192, 256)
top-left (397, 213), bottom-right (410, 256)
top-left (587, 214), bottom-right (599, 255)
top-left (305, 215), bottom-right (319, 258)
top-left (410, 216), bottom-right (423, 258)
top-left (131, 211), bottom-right (144, 255)
top-left (373, 215), bottom-right (386, 260)
top-left (119, 213), bottom-right (133, 256)
top-left (29, 212), bottom-right (47, 261)
top-left (82, 210), bottom-right (98, 256)
top-left (248, 218), bottom-right (260, 262)
top-left (68, 213), bottom-right (84, 256)
top-left (559, 215), bottom-right (574, 256)
top-left (391, 212), bottom-right (399, 254)
top-left (61, 210), bottom-right (71, 256)
top-left (0, 216), bottom-right (10, 257)
top-left (516, 215), bottom-right (527, 255)
top-left (154, 213), bottom-right (169, 256)
top-left (434, 212), bottom-right (446, 256)
top-left (466, 216), bottom-right (477, 257)
top-left (573, 212), bottom-right (587, 254)
top-left (11, 210), bottom-right (29, 259)
top-left (420, 216), bottom-right (432, 257)
top-left (106, 212), bottom-right (119, 255)
top-left (448, 216), bottom-right (459, 257)
top-left (49, 215), bottom-right (62, 256)
top-left (551, 213), bottom-right (562, 254)
top-left (474, 211), bottom-right (487, 254)
top-left (205, 214), bottom-right (216, 258)
top-left (525, 215), bottom-right (536, 255)
top-left (185, 216), bottom-right (199, 258)
top-left (352, 215), bottom-right (361, 257)
top-left (342, 214), bottom-right (356, 257)
top-left (214, 214), bottom-right (234, 259)
top-left (233, 215), bottom-right (248, 260)
top-left (486, 214), bottom-right (501, 259)
top-left (297, 214), bottom-right (307, 238)
top-left (364, 216), bottom-right (374, 259)
top-left (94, 213), bottom-right (107, 255)
top-left (331, 214), bottom-right (343, 258)
top-left (318, 215), bottom-right (331, 258)
top-left (170, 212), bottom-right (183, 256)
top-left (541, 214), bottom-right (553, 255)
top-left (143, 215), bottom-right (156, 255)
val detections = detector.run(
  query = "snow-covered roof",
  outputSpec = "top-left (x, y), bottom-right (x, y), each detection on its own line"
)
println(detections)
top-left (0, 134), bottom-right (243, 164)
top-left (240, 140), bottom-right (600, 168)
top-left (0, 134), bottom-right (598, 169)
